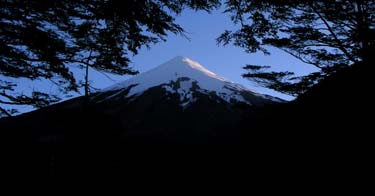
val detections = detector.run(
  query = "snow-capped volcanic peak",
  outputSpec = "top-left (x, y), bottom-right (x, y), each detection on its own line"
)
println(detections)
top-left (101, 56), bottom-right (282, 106)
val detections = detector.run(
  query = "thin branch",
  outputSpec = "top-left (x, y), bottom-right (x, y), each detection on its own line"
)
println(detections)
top-left (0, 99), bottom-right (27, 105)
top-left (338, 20), bottom-right (357, 31)
top-left (0, 106), bottom-right (12, 117)
top-left (234, 0), bottom-right (245, 26)
top-left (95, 70), bottom-right (117, 82)
top-left (311, 4), bottom-right (358, 63)
top-left (0, 92), bottom-right (17, 102)
top-left (281, 48), bottom-right (323, 68)
top-left (0, 92), bottom-right (34, 105)
top-left (22, 57), bottom-right (89, 66)
top-left (302, 44), bottom-right (334, 47)
top-left (84, 50), bottom-right (93, 97)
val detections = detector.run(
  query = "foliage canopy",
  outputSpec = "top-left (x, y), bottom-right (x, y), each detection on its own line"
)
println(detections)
top-left (0, 0), bottom-right (220, 116)
top-left (218, 0), bottom-right (375, 96)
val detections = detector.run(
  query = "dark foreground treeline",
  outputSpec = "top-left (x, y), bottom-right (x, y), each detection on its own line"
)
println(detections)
top-left (1, 60), bottom-right (372, 177)
top-left (237, 61), bottom-right (372, 183)
top-left (247, 60), bottom-right (372, 145)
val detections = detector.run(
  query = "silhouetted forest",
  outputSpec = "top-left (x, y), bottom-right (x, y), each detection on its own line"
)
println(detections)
top-left (0, 0), bottom-right (220, 116)
top-left (1, 1), bottom-right (374, 177)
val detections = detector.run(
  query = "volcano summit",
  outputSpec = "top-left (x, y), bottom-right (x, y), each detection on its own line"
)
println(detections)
top-left (1, 56), bottom-right (284, 144)
top-left (93, 56), bottom-right (283, 107)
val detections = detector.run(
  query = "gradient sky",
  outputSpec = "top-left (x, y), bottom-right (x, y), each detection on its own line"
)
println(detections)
top-left (3, 6), bottom-right (321, 115)
top-left (88, 7), bottom-right (319, 101)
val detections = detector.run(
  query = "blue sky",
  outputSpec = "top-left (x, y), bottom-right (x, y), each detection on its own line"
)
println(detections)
top-left (88, 7), bottom-right (319, 100)
top-left (2, 6), bottom-right (321, 115)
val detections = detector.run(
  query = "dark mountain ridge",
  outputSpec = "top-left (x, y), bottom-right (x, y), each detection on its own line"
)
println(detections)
top-left (1, 57), bottom-right (282, 145)
top-left (1, 57), bottom-right (372, 177)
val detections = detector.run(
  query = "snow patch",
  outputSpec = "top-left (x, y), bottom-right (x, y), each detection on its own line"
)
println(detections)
top-left (100, 56), bottom-right (284, 106)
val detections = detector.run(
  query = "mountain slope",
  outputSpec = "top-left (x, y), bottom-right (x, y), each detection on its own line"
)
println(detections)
top-left (1, 56), bottom-right (284, 144)
top-left (0, 56), bottom-right (289, 176)
top-left (94, 56), bottom-right (283, 107)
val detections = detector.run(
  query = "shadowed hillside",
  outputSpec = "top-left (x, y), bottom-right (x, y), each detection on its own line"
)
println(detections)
top-left (243, 60), bottom-right (373, 149)
top-left (1, 60), bottom-right (372, 177)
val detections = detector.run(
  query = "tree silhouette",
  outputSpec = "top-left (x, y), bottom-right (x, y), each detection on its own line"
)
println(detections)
top-left (0, 0), bottom-right (220, 117)
top-left (218, 0), bottom-right (375, 96)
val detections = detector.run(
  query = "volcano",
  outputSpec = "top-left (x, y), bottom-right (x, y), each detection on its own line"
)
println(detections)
top-left (93, 56), bottom-right (283, 106)
top-left (1, 56), bottom-right (284, 144)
